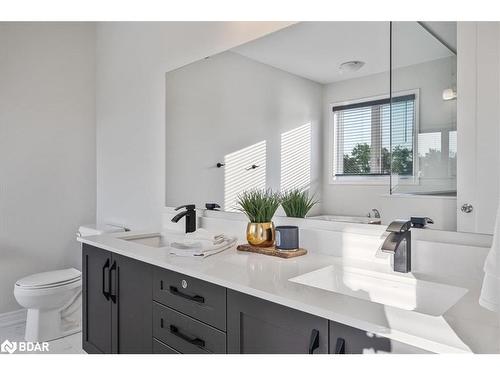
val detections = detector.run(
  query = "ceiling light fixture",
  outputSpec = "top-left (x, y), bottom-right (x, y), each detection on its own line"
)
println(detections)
top-left (339, 60), bottom-right (365, 74)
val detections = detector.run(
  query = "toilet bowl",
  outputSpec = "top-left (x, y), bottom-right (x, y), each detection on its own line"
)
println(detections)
top-left (14, 268), bottom-right (82, 342)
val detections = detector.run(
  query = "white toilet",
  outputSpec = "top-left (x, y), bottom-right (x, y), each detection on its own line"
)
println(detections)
top-left (13, 224), bottom-right (126, 342)
top-left (14, 268), bottom-right (82, 342)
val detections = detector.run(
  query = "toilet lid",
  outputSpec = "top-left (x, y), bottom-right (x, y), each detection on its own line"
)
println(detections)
top-left (16, 268), bottom-right (81, 289)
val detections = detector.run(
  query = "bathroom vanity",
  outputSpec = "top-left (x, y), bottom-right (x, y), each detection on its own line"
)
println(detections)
top-left (77, 214), bottom-right (500, 356)
top-left (82, 243), bottom-right (432, 354)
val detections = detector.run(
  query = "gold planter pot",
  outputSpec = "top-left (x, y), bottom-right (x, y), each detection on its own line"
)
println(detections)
top-left (246, 222), bottom-right (275, 247)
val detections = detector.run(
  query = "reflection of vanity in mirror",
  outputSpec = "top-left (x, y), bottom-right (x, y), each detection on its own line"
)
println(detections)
top-left (165, 22), bottom-right (486, 233)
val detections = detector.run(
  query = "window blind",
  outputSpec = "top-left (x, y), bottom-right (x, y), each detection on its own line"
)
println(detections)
top-left (333, 95), bottom-right (415, 177)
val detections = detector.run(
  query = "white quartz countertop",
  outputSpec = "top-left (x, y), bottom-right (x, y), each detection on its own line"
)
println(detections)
top-left (78, 230), bottom-right (478, 354)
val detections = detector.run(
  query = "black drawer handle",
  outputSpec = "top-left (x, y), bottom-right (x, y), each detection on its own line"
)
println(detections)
top-left (102, 259), bottom-right (110, 300)
top-left (308, 329), bottom-right (320, 354)
top-left (109, 261), bottom-right (117, 304)
top-left (169, 286), bottom-right (205, 304)
top-left (169, 325), bottom-right (205, 348)
top-left (335, 338), bottom-right (346, 354)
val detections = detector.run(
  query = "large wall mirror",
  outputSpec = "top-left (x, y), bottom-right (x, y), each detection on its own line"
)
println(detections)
top-left (165, 21), bottom-right (458, 229)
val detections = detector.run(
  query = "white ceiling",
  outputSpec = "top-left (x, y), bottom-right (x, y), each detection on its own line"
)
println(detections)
top-left (232, 22), bottom-right (454, 84)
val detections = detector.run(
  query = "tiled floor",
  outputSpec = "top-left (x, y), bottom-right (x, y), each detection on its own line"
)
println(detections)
top-left (0, 321), bottom-right (84, 354)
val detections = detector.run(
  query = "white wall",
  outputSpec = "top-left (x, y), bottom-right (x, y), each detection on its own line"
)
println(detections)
top-left (96, 22), bottom-right (293, 230)
top-left (165, 51), bottom-right (322, 211)
top-left (321, 58), bottom-right (458, 230)
top-left (0, 23), bottom-right (96, 313)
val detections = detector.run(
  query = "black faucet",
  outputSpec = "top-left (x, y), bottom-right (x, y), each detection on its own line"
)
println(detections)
top-left (367, 208), bottom-right (381, 219)
top-left (381, 220), bottom-right (411, 273)
top-left (171, 204), bottom-right (196, 233)
top-left (205, 203), bottom-right (221, 211)
top-left (410, 216), bottom-right (434, 229)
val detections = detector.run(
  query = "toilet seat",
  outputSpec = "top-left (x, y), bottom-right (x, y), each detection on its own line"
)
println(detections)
top-left (15, 268), bottom-right (81, 290)
top-left (14, 279), bottom-right (82, 299)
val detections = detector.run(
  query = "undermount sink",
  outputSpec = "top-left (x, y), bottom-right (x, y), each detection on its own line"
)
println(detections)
top-left (308, 215), bottom-right (381, 225)
top-left (289, 263), bottom-right (468, 316)
top-left (119, 233), bottom-right (179, 248)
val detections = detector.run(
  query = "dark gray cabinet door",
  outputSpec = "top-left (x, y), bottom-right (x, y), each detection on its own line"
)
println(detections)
top-left (227, 290), bottom-right (328, 354)
top-left (82, 244), bottom-right (112, 354)
top-left (329, 321), bottom-right (429, 354)
top-left (83, 244), bottom-right (153, 354)
top-left (111, 253), bottom-right (153, 354)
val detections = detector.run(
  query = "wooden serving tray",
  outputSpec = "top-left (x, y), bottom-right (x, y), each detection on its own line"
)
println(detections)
top-left (237, 244), bottom-right (307, 259)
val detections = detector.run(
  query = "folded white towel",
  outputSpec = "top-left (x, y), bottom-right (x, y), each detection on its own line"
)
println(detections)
top-left (170, 239), bottom-right (221, 250)
top-left (170, 244), bottom-right (234, 258)
top-left (169, 229), bottom-right (236, 258)
top-left (479, 203), bottom-right (500, 312)
top-left (185, 228), bottom-right (224, 243)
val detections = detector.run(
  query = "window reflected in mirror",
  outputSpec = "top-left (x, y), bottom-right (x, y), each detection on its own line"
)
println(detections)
top-left (332, 94), bottom-right (415, 181)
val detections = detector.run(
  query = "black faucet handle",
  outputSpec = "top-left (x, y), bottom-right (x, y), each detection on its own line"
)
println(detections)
top-left (410, 216), bottom-right (434, 228)
top-left (175, 204), bottom-right (195, 211)
top-left (386, 220), bottom-right (411, 233)
top-left (205, 203), bottom-right (221, 210)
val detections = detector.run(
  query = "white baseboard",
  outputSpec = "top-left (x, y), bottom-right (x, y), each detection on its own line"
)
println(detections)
top-left (0, 309), bottom-right (27, 328)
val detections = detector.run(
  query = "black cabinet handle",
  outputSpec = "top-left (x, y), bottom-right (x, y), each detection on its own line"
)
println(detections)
top-left (335, 338), bottom-right (346, 354)
top-left (102, 259), bottom-right (110, 300)
top-left (109, 261), bottom-right (117, 304)
top-left (169, 286), bottom-right (205, 304)
top-left (169, 325), bottom-right (205, 348)
top-left (308, 329), bottom-right (320, 354)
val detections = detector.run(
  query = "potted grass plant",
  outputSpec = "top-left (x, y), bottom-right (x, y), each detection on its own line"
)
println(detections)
top-left (236, 189), bottom-right (281, 247)
top-left (281, 188), bottom-right (318, 218)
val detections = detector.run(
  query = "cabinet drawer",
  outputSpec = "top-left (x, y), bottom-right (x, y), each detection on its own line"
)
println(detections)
top-left (153, 268), bottom-right (226, 330)
top-left (153, 338), bottom-right (181, 354)
top-left (329, 321), bottom-right (431, 354)
top-left (153, 302), bottom-right (226, 354)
